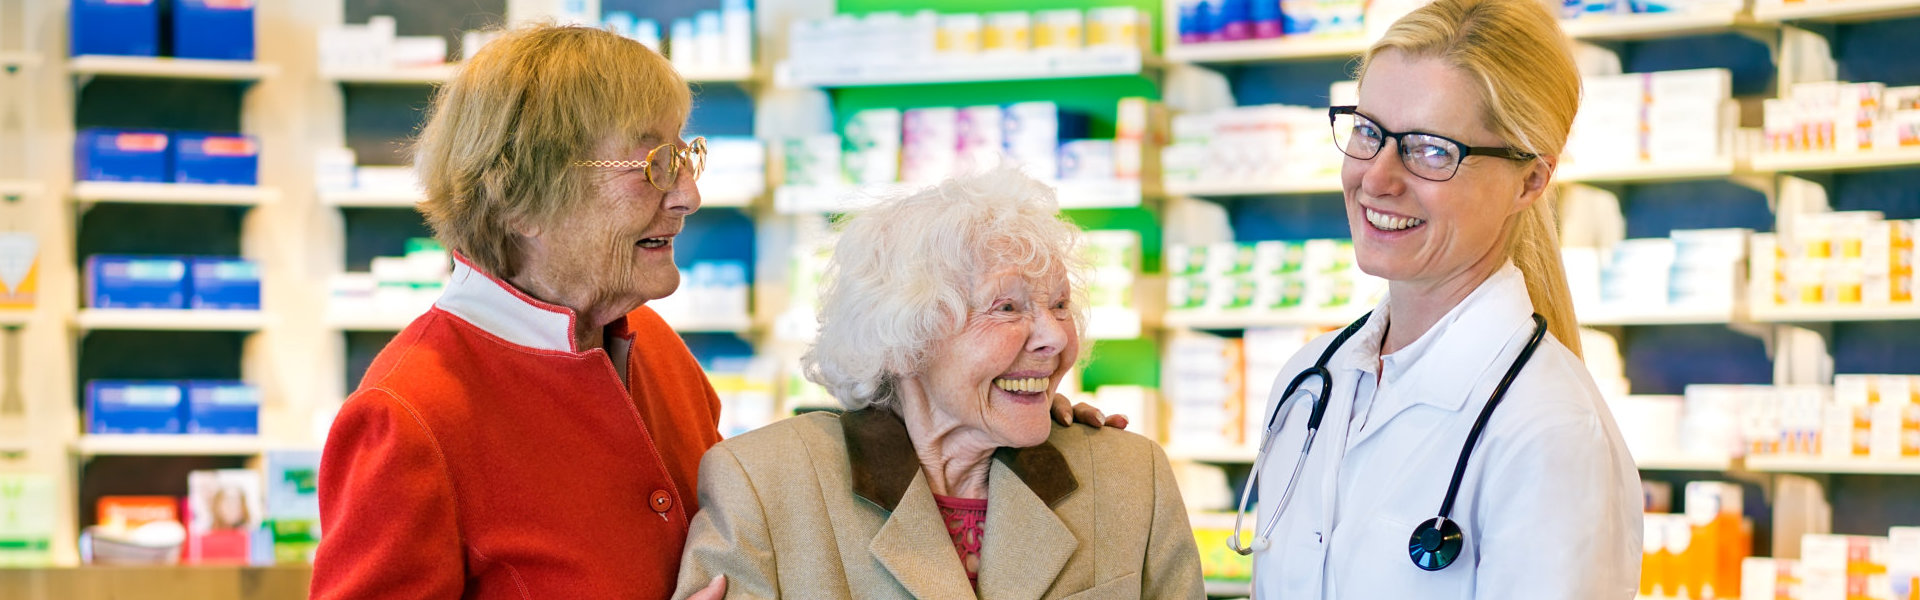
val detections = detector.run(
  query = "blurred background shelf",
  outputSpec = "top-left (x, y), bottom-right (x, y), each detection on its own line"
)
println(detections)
top-left (1635, 455), bottom-right (1738, 471)
top-left (71, 182), bottom-right (278, 206)
top-left (1165, 34), bottom-right (1368, 64)
top-left (75, 309), bottom-right (267, 332)
top-left (1750, 148), bottom-right (1920, 173)
top-left (1558, 8), bottom-right (1758, 40)
top-left (1164, 308), bottom-right (1366, 330)
top-left (1745, 456), bottom-right (1920, 475)
top-left (1168, 446), bottom-right (1258, 464)
top-left (318, 189), bottom-right (420, 208)
top-left (1577, 306), bottom-right (1740, 326)
top-left (1165, 177), bottom-right (1342, 197)
top-left (1749, 304), bottom-right (1920, 323)
top-left (68, 55), bottom-right (276, 81)
top-left (322, 64), bottom-right (457, 84)
top-left (781, 49), bottom-right (1153, 87)
top-left (0, 51), bottom-right (42, 71)
top-left (70, 434), bottom-right (266, 457)
top-left (1203, 581), bottom-right (1252, 598)
top-left (0, 310), bottom-right (32, 326)
top-left (1559, 156), bottom-right (1741, 184)
top-left (1752, 0), bottom-right (1920, 23)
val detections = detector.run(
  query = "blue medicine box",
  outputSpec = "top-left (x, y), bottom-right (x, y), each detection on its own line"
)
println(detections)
top-left (172, 133), bottom-right (259, 185)
top-left (70, 0), bottom-right (159, 57)
top-left (185, 381), bottom-right (259, 435)
top-left (86, 255), bottom-right (188, 309)
top-left (75, 129), bottom-right (170, 183)
top-left (188, 257), bottom-right (261, 310)
top-left (173, 0), bottom-right (256, 61)
top-left (87, 381), bottom-right (185, 435)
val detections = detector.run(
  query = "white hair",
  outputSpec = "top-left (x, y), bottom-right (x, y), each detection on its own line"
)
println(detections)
top-left (801, 163), bottom-right (1089, 411)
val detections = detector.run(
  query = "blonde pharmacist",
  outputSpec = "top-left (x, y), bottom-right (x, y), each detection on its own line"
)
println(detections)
top-left (1231, 0), bottom-right (1642, 597)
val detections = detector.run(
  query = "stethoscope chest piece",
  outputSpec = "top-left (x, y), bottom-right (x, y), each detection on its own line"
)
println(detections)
top-left (1408, 516), bottom-right (1464, 571)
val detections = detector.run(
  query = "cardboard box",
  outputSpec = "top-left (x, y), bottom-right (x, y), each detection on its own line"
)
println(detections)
top-left (172, 133), bottom-right (259, 185)
top-left (0, 475), bottom-right (57, 566)
top-left (70, 0), bottom-right (158, 57)
top-left (0, 231), bottom-right (38, 309)
top-left (188, 257), bottom-right (261, 310)
top-left (184, 381), bottom-right (259, 435)
top-left (75, 129), bottom-right (169, 183)
top-left (172, 0), bottom-right (255, 61)
top-left (86, 255), bottom-right (187, 309)
top-left (86, 381), bottom-right (185, 435)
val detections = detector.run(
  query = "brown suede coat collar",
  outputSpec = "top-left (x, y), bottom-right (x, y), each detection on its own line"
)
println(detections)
top-left (840, 408), bottom-right (1079, 512)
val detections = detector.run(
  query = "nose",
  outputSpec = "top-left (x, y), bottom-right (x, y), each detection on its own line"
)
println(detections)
top-left (1355, 136), bottom-right (1410, 197)
top-left (1026, 309), bottom-right (1071, 358)
top-left (664, 167), bottom-right (701, 216)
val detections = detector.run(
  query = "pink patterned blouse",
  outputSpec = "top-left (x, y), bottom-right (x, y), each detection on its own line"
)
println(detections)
top-left (933, 494), bottom-right (988, 589)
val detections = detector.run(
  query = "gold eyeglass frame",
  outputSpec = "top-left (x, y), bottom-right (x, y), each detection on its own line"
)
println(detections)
top-left (572, 136), bottom-right (708, 192)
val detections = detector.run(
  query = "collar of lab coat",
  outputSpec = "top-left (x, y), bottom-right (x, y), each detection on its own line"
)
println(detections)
top-left (1331, 262), bottom-right (1536, 415)
top-left (841, 408), bottom-right (1079, 513)
top-left (434, 253), bottom-right (638, 354)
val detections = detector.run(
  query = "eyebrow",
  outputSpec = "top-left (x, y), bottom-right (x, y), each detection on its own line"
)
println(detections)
top-left (1353, 108), bottom-right (1471, 144)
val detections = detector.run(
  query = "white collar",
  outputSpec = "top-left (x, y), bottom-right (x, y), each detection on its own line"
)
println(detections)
top-left (434, 254), bottom-right (584, 353)
top-left (1331, 263), bottom-right (1537, 413)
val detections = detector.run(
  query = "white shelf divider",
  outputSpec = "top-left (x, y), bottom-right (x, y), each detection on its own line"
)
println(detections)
top-left (781, 49), bottom-right (1152, 87)
top-left (0, 51), bottom-right (43, 71)
top-left (318, 188), bottom-right (422, 208)
top-left (1577, 305), bottom-right (1740, 327)
top-left (681, 64), bottom-right (757, 84)
top-left (68, 55), bottom-right (277, 81)
top-left (325, 311), bottom-right (420, 332)
top-left (1746, 456), bottom-right (1920, 475)
top-left (1750, 148), bottom-right (1920, 174)
top-left (76, 309), bottom-right (268, 332)
top-left (663, 315), bottom-right (755, 334)
top-left (1559, 9), bottom-right (1758, 40)
top-left (71, 181), bottom-right (278, 206)
top-left (71, 434), bottom-right (265, 457)
top-left (0, 180), bottom-right (44, 198)
top-left (1560, 156), bottom-right (1741, 184)
top-left (1165, 177), bottom-right (1343, 198)
top-left (1750, 303), bottom-right (1920, 323)
top-left (1164, 307), bottom-right (1368, 330)
top-left (0, 310), bottom-right (31, 327)
top-left (1204, 581), bottom-right (1253, 598)
top-left (1636, 455), bottom-right (1738, 471)
top-left (1166, 34), bottom-right (1371, 64)
top-left (776, 179), bottom-right (1142, 214)
top-left (1753, 0), bottom-right (1920, 23)
top-left (1168, 446), bottom-right (1259, 464)
top-left (322, 64), bottom-right (458, 84)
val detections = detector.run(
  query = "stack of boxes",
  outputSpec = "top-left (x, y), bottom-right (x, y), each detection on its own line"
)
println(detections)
top-left (1563, 228), bottom-right (1750, 319)
top-left (1166, 240), bottom-right (1386, 318)
top-left (1606, 376), bottom-right (1920, 467)
top-left (1160, 325), bottom-right (1321, 452)
top-left (1084, 230), bottom-right (1143, 339)
top-left (318, 16), bottom-right (494, 74)
top-left (1641, 482), bottom-right (1753, 600)
top-left (1739, 527), bottom-right (1920, 600)
top-left (1174, 0), bottom-right (1365, 43)
top-left (1750, 212), bottom-right (1917, 311)
top-left (85, 256), bottom-right (260, 311)
top-left (327, 238), bottom-right (451, 324)
top-left (0, 474), bottom-right (56, 566)
top-left (1568, 69), bottom-right (1733, 171)
top-left (1765, 82), bottom-right (1920, 155)
top-left (85, 381), bottom-right (258, 436)
top-left (1162, 104), bottom-right (1335, 190)
top-left (785, 7), bottom-right (1146, 83)
top-left (648, 261), bottom-right (752, 328)
top-left (76, 129), bottom-right (260, 186)
top-left (71, 0), bottom-right (254, 60)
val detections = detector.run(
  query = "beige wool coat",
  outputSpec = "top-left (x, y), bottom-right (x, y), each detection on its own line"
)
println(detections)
top-left (671, 409), bottom-right (1205, 600)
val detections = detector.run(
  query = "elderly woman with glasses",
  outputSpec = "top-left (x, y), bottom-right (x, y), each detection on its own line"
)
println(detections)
top-left (671, 164), bottom-right (1205, 600)
top-left (1240, 0), bottom-right (1641, 596)
top-left (309, 25), bottom-right (1118, 600)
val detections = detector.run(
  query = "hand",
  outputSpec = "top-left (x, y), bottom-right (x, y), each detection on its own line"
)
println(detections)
top-left (686, 575), bottom-right (726, 600)
top-left (1051, 393), bottom-right (1129, 430)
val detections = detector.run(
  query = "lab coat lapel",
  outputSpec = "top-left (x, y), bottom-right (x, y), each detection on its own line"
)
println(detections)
top-left (975, 458), bottom-right (1078, 600)
top-left (869, 472), bottom-right (980, 600)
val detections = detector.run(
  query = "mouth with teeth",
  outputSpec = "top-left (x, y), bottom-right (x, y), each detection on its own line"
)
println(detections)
top-left (1365, 207), bottom-right (1425, 232)
top-left (992, 376), bottom-right (1051, 396)
top-left (637, 236), bottom-right (672, 250)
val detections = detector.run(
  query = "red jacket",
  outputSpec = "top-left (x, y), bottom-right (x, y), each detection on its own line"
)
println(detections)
top-left (311, 257), bottom-right (724, 599)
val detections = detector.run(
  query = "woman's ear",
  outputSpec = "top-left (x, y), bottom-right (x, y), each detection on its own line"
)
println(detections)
top-left (1514, 156), bottom-right (1556, 215)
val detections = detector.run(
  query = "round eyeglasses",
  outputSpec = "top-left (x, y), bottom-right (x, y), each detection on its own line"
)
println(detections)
top-left (572, 136), bottom-right (707, 192)
top-left (1329, 106), bottom-right (1534, 182)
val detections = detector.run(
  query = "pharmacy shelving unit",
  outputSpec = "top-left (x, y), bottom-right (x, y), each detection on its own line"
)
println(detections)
top-left (69, 182), bottom-right (280, 207)
top-left (1745, 456), bottom-right (1920, 475)
top-left (1749, 304), bottom-right (1920, 323)
top-left (323, 62), bottom-right (755, 86)
top-left (1750, 148), bottom-right (1920, 174)
top-left (1752, 0), bottom-right (1920, 23)
top-left (72, 309), bottom-right (269, 332)
top-left (779, 47), bottom-right (1158, 87)
top-left (66, 54), bottom-right (279, 82)
top-left (68, 434), bottom-right (266, 458)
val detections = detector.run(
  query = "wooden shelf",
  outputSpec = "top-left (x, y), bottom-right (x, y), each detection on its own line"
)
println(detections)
top-left (1168, 10), bottom-right (1759, 64)
top-left (681, 64), bottom-right (756, 83)
top-left (0, 51), bottom-right (42, 72)
top-left (71, 182), bottom-right (277, 206)
top-left (68, 55), bottom-right (276, 81)
top-left (1750, 148), bottom-right (1920, 174)
top-left (1164, 307), bottom-right (1366, 330)
top-left (1559, 9), bottom-right (1759, 40)
top-left (75, 309), bottom-right (267, 332)
top-left (781, 49), bottom-right (1153, 87)
top-left (0, 310), bottom-right (31, 327)
top-left (1559, 156), bottom-right (1740, 184)
top-left (695, 179), bottom-right (765, 209)
top-left (1169, 446), bottom-right (1259, 464)
top-left (776, 179), bottom-right (1142, 214)
top-left (1578, 305), bottom-right (1740, 326)
top-left (71, 434), bottom-right (265, 457)
top-left (323, 64), bottom-right (458, 84)
top-left (324, 311), bottom-right (420, 332)
top-left (663, 315), bottom-right (754, 334)
top-left (1204, 580), bottom-right (1253, 598)
top-left (1753, 0), bottom-right (1920, 23)
top-left (0, 180), bottom-right (45, 198)
top-left (1749, 303), bottom-right (1920, 323)
top-left (318, 188), bottom-right (421, 208)
top-left (1746, 455), bottom-right (1920, 475)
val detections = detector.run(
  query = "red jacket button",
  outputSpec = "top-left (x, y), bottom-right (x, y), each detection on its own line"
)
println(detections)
top-left (649, 490), bottom-right (673, 513)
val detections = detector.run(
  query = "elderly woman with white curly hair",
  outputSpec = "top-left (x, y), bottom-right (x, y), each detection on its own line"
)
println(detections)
top-left (672, 164), bottom-right (1205, 600)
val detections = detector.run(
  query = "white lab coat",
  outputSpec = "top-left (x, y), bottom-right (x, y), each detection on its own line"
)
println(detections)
top-left (1250, 264), bottom-right (1642, 599)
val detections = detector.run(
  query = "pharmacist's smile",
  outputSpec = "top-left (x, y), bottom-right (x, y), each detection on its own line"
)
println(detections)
top-left (1359, 203), bottom-right (1427, 235)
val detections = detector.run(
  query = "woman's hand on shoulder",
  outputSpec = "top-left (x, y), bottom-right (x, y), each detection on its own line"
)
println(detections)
top-left (685, 575), bottom-right (725, 600)
top-left (1050, 393), bottom-right (1128, 430)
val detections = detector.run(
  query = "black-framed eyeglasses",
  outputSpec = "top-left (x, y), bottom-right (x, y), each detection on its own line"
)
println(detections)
top-left (1329, 106), bottom-right (1535, 182)
top-left (572, 136), bottom-right (708, 192)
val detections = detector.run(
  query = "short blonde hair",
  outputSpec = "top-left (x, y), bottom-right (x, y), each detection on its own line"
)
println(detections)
top-left (413, 24), bottom-right (691, 278)
top-left (1361, 0), bottom-right (1585, 356)
top-left (802, 164), bottom-right (1089, 411)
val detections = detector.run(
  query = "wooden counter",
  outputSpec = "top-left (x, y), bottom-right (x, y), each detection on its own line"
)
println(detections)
top-left (0, 566), bottom-right (311, 600)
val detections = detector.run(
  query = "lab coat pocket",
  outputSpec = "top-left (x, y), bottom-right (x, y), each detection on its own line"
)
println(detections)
top-left (1055, 571), bottom-right (1139, 600)
top-left (1334, 515), bottom-right (1471, 599)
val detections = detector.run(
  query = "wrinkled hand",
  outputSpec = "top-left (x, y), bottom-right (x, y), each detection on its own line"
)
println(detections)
top-left (686, 575), bottom-right (726, 600)
top-left (1050, 393), bottom-right (1129, 430)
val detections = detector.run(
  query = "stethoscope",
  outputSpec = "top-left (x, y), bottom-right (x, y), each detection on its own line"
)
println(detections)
top-left (1227, 311), bottom-right (1548, 572)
